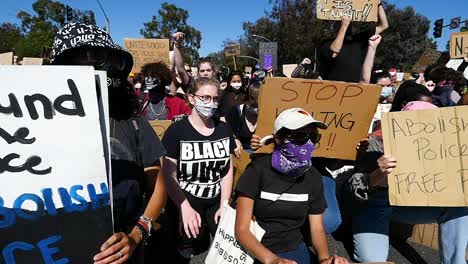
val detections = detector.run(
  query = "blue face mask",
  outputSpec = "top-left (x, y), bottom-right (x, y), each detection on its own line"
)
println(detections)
top-left (381, 86), bottom-right (394, 98)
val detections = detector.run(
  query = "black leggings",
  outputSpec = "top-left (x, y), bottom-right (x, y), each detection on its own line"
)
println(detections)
top-left (167, 192), bottom-right (220, 252)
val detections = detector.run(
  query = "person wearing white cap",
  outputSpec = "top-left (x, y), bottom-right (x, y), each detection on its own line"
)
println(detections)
top-left (235, 108), bottom-right (349, 264)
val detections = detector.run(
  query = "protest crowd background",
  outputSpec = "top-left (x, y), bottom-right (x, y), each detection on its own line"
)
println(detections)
top-left (1, 0), bottom-right (468, 264)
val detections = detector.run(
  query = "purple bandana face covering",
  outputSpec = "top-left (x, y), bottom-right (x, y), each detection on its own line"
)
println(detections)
top-left (272, 140), bottom-right (315, 178)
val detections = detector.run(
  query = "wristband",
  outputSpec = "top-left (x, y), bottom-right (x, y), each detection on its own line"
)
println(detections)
top-left (139, 215), bottom-right (153, 232)
top-left (136, 222), bottom-right (150, 245)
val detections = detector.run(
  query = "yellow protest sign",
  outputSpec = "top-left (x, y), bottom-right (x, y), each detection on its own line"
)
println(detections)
top-left (450, 32), bottom-right (468, 59)
top-left (316, 0), bottom-right (379, 22)
top-left (124, 38), bottom-right (170, 73)
top-left (0, 52), bottom-right (13, 65)
top-left (382, 106), bottom-right (468, 206)
top-left (256, 77), bottom-right (381, 160)
top-left (149, 120), bottom-right (172, 139)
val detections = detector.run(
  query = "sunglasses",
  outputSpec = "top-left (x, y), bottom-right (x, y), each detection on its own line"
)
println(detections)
top-left (283, 128), bottom-right (321, 144)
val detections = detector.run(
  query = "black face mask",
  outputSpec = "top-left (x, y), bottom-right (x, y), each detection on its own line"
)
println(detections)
top-left (101, 63), bottom-right (127, 89)
top-left (146, 77), bottom-right (169, 104)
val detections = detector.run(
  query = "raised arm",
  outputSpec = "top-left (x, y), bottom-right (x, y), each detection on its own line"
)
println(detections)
top-left (329, 17), bottom-right (351, 59)
top-left (375, 2), bottom-right (389, 35)
top-left (172, 32), bottom-right (191, 87)
top-left (360, 35), bottom-right (382, 83)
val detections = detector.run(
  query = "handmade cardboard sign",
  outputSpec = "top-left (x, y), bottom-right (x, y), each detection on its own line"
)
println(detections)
top-left (316, 0), bottom-right (379, 22)
top-left (0, 66), bottom-right (112, 263)
top-left (149, 120), bottom-right (172, 139)
top-left (124, 38), bottom-right (170, 73)
top-left (382, 106), bottom-right (468, 206)
top-left (233, 151), bottom-right (251, 189)
top-left (450, 32), bottom-right (468, 59)
top-left (412, 49), bottom-right (442, 73)
top-left (256, 77), bottom-right (381, 160)
top-left (225, 43), bottom-right (241, 57)
top-left (21, 57), bottom-right (44, 65)
top-left (0, 52), bottom-right (13, 65)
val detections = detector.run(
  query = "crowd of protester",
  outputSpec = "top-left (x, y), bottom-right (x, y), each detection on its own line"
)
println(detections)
top-left (37, 1), bottom-right (468, 262)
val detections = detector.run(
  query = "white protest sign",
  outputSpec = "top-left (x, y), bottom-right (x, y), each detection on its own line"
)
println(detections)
top-left (206, 204), bottom-right (265, 264)
top-left (0, 66), bottom-right (112, 263)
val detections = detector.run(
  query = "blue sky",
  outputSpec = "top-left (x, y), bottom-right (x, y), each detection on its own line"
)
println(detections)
top-left (1, 0), bottom-right (467, 57)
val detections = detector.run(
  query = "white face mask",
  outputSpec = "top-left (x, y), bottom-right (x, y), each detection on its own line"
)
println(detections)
top-left (231, 83), bottom-right (242, 90)
top-left (194, 97), bottom-right (218, 118)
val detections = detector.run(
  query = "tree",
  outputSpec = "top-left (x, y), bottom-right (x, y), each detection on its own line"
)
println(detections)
top-left (374, 4), bottom-right (436, 71)
top-left (240, 0), bottom-right (334, 69)
top-left (141, 2), bottom-right (202, 64)
top-left (232, 0), bottom-right (435, 72)
top-left (0, 23), bottom-right (22, 53)
top-left (5, 0), bottom-right (95, 58)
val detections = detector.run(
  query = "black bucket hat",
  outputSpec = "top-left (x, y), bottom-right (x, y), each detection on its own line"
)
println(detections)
top-left (50, 23), bottom-right (133, 76)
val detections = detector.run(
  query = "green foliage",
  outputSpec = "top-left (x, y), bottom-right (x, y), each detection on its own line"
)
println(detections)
top-left (0, 0), bottom-right (95, 58)
top-left (223, 0), bottom-right (436, 73)
top-left (141, 2), bottom-right (202, 64)
top-left (0, 23), bottom-right (22, 53)
top-left (374, 4), bottom-right (436, 71)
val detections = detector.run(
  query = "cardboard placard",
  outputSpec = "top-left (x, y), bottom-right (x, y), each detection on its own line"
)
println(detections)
top-left (256, 78), bottom-right (381, 160)
top-left (409, 224), bottom-right (439, 250)
top-left (282, 64), bottom-right (297, 78)
top-left (225, 43), bottom-right (240, 57)
top-left (149, 120), bottom-right (172, 139)
top-left (411, 49), bottom-right (442, 73)
top-left (21, 57), bottom-right (44, 65)
top-left (0, 52), bottom-right (13, 65)
top-left (0, 66), bottom-right (112, 262)
top-left (233, 151), bottom-right (251, 190)
top-left (382, 106), bottom-right (468, 206)
top-left (450, 32), bottom-right (468, 59)
top-left (316, 0), bottom-right (379, 22)
top-left (124, 38), bottom-right (170, 73)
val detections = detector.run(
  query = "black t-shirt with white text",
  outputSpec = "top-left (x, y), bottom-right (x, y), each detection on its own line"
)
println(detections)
top-left (235, 155), bottom-right (327, 253)
top-left (163, 117), bottom-right (236, 199)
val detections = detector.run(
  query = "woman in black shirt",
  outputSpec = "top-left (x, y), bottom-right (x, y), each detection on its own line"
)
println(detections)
top-left (235, 108), bottom-right (348, 264)
top-left (219, 71), bottom-right (246, 119)
top-left (162, 77), bottom-right (236, 260)
top-left (225, 81), bottom-right (261, 153)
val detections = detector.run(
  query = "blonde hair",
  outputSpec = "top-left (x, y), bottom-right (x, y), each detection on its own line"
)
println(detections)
top-left (188, 77), bottom-right (220, 95)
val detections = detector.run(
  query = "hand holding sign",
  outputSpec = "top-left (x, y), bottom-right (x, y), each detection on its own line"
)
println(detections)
top-left (377, 155), bottom-right (397, 175)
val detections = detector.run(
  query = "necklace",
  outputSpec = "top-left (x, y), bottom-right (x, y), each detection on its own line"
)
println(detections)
top-left (149, 100), bottom-right (166, 117)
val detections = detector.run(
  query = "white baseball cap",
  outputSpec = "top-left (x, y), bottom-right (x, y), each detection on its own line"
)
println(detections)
top-left (274, 108), bottom-right (327, 134)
